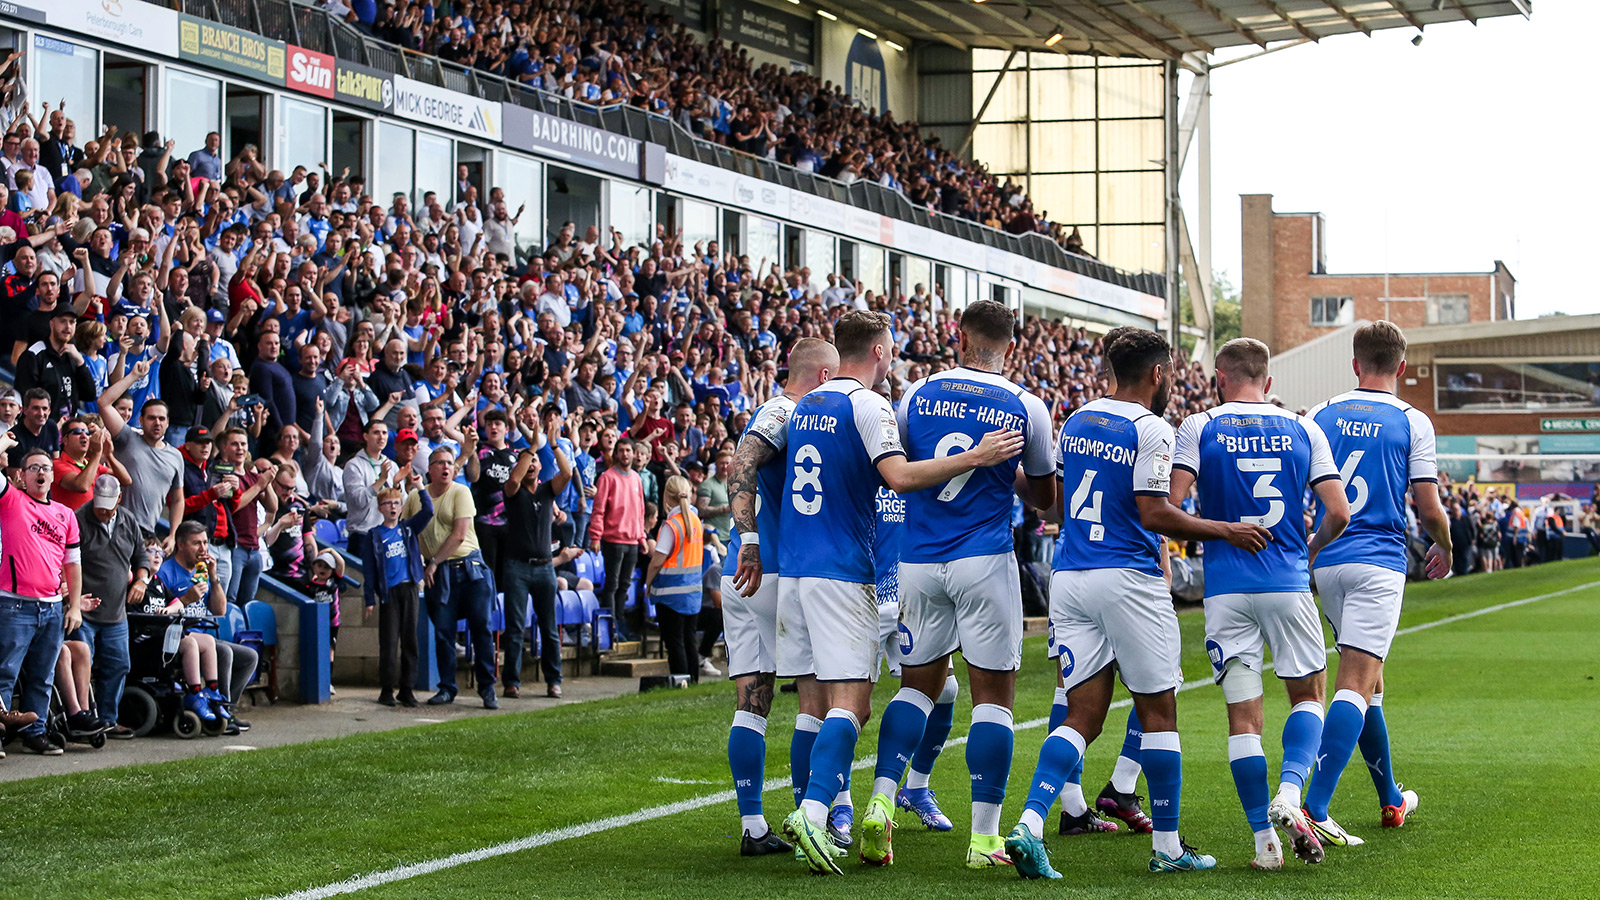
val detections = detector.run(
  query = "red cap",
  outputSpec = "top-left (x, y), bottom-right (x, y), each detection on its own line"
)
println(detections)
top-left (396, 428), bottom-right (419, 443)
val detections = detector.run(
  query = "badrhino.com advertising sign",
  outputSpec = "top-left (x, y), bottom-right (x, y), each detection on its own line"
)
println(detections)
top-left (502, 103), bottom-right (663, 183)
top-left (391, 75), bottom-right (500, 142)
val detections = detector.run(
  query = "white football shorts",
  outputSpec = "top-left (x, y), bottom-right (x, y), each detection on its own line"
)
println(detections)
top-left (776, 576), bottom-right (878, 682)
top-left (897, 552), bottom-right (1023, 673)
top-left (874, 600), bottom-right (901, 682)
top-left (721, 573), bottom-right (777, 678)
top-left (1313, 563), bottom-right (1406, 660)
top-left (1049, 567), bottom-right (1182, 695)
top-left (1203, 591), bottom-right (1328, 683)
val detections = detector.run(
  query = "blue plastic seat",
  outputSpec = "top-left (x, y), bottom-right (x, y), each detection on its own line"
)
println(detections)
top-left (585, 550), bottom-right (606, 590)
top-left (217, 604), bottom-right (248, 642)
top-left (312, 517), bottom-right (343, 549)
top-left (242, 600), bottom-right (278, 646)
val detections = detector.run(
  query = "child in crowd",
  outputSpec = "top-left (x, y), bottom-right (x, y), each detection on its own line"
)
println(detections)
top-left (304, 549), bottom-right (345, 693)
top-left (361, 485), bottom-right (433, 707)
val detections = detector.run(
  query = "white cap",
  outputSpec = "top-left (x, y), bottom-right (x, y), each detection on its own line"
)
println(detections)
top-left (312, 549), bottom-right (341, 570)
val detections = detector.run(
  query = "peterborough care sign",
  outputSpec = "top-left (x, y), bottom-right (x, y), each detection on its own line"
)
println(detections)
top-left (502, 103), bottom-right (662, 182)
top-left (391, 75), bottom-right (500, 142)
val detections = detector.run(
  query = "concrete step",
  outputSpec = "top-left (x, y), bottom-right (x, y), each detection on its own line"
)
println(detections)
top-left (606, 640), bottom-right (644, 658)
top-left (1023, 616), bottom-right (1048, 636)
top-left (601, 656), bottom-right (671, 678)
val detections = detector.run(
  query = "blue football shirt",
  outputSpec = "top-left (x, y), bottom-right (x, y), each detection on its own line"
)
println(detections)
top-left (1052, 398), bottom-right (1173, 579)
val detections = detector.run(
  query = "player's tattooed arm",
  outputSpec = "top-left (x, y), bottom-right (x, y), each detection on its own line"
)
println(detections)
top-left (728, 435), bottom-right (776, 596)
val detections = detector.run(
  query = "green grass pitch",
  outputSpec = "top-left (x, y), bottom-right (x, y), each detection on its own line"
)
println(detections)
top-left (2, 558), bottom-right (1597, 900)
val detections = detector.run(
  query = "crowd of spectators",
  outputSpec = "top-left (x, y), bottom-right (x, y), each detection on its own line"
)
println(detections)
top-left (1430, 480), bottom-right (1600, 577)
top-left (320, 0), bottom-right (1096, 256)
top-left (0, 63), bottom-right (1229, 750)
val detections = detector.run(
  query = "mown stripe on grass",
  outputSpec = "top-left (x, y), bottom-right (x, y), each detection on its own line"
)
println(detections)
top-left (263, 577), bottom-right (1600, 900)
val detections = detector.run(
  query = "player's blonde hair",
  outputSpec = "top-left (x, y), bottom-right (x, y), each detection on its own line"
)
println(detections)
top-left (1216, 337), bottom-right (1271, 383)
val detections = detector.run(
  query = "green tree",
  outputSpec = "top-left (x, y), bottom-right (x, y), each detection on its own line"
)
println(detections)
top-left (1177, 270), bottom-right (1241, 353)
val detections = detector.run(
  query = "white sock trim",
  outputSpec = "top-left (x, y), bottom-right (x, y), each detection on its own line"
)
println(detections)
top-left (1052, 686), bottom-right (1070, 706)
top-left (794, 713), bottom-right (823, 733)
top-left (1289, 700), bottom-right (1327, 721)
top-left (891, 686), bottom-right (936, 717)
top-left (1062, 781), bottom-right (1089, 816)
top-left (1369, 691), bottom-right (1384, 707)
top-left (1141, 730), bottom-right (1181, 753)
top-left (971, 702), bottom-right (1014, 729)
top-left (1227, 732), bottom-right (1265, 761)
top-left (1049, 725), bottom-right (1087, 758)
top-left (832, 788), bottom-right (853, 809)
top-left (1331, 689), bottom-right (1369, 716)
top-left (1110, 756), bottom-right (1142, 794)
top-left (937, 673), bottom-right (959, 705)
top-left (732, 710), bottom-right (769, 735)
top-left (825, 707), bottom-right (861, 734)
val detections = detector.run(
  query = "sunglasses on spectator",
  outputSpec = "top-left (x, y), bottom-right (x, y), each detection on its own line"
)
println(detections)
top-left (65, 428), bottom-right (88, 436)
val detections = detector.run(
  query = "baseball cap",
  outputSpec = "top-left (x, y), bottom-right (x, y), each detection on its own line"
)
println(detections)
top-left (312, 549), bottom-right (341, 570)
top-left (684, 459), bottom-right (705, 472)
top-left (396, 428), bottom-right (419, 443)
top-left (185, 426), bottom-right (212, 443)
top-left (0, 389), bottom-right (19, 404)
top-left (207, 309), bottom-right (226, 324)
top-left (48, 305), bottom-right (79, 321)
top-left (92, 474), bottom-right (121, 510)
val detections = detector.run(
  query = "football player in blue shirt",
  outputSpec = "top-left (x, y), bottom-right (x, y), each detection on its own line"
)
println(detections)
top-left (856, 300), bottom-right (1056, 870)
top-left (767, 310), bottom-right (1023, 874)
top-left (1003, 330), bottom-right (1270, 878)
top-left (721, 338), bottom-right (837, 857)
top-left (1302, 321), bottom-right (1451, 845)
top-left (1170, 338), bottom-right (1350, 869)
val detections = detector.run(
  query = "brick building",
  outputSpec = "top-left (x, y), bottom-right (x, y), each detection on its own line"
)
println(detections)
top-left (1240, 193), bottom-right (1516, 354)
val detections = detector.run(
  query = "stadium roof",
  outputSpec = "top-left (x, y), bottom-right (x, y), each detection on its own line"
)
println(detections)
top-left (826, 0), bottom-right (1531, 58)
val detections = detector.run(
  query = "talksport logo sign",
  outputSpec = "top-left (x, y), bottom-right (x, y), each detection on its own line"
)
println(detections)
top-left (391, 76), bottom-right (500, 142)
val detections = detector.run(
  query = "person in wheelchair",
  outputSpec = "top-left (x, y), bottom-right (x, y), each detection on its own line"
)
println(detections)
top-left (152, 521), bottom-right (234, 730)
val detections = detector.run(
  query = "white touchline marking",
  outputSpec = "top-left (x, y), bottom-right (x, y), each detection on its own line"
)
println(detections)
top-left (654, 776), bottom-right (717, 785)
top-left (261, 578), bottom-right (1600, 900)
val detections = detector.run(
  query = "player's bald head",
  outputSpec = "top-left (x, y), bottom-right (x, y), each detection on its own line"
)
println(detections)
top-left (786, 338), bottom-right (838, 389)
top-left (1216, 338), bottom-right (1271, 385)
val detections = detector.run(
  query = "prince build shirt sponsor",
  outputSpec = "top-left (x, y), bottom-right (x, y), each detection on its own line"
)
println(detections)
top-left (777, 378), bottom-right (902, 584)
top-left (896, 367), bottom-right (1054, 563)
top-left (1173, 402), bottom-right (1338, 595)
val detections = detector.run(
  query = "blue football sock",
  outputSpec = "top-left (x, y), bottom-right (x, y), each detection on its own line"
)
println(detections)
top-left (729, 711), bottom-right (768, 818)
top-left (791, 713), bottom-right (822, 808)
top-left (1359, 692), bottom-right (1404, 808)
top-left (966, 704), bottom-right (1014, 836)
top-left (907, 675), bottom-right (958, 789)
top-left (1020, 725), bottom-right (1085, 834)
top-left (802, 710), bottom-right (861, 823)
top-left (1280, 701), bottom-right (1325, 792)
top-left (870, 688), bottom-right (933, 798)
top-left (1120, 706), bottom-right (1144, 763)
top-left (1306, 690), bottom-right (1368, 820)
top-left (1228, 732), bottom-right (1271, 832)
top-left (1141, 731), bottom-right (1183, 836)
top-left (1048, 686), bottom-right (1070, 732)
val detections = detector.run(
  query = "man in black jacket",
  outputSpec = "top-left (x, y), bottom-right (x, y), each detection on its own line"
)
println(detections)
top-left (15, 306), bottom-right (95, 420)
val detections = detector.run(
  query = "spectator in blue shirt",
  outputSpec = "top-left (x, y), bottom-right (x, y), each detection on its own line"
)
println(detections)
top-left (186, 133), bottom-right (223, 183)
top-left (361, 483), bottom-right (432, 707)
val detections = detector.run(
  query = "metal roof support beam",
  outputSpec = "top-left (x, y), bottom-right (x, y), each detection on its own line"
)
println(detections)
top-left (847, 0), bottom-right (973, 50)
top-left (1116, 0), bottom-right (1218, 53)
top-left (969, 1), bottom-right (1139, 58)
top-left (1189, 0), bottom-right (1268, 48)
top-left (1448, 0), bottom-right (1479, 24)
top-left (1164, 59), bottom-right (1182, 349)
top-left (1384, 0), bottom-right (1427, 31)
top-left (1176, 71), bottom-right (1208, 172)
top-left (1053, 0), bottom-right (1185, 58)
top-left (1325, 1), bottom-right (1373, 36)
top-left (1174, 68), bottom-right (1213, 367)
top-left (958, 48), bottom-right (1019, 160)
top-left (1256, 0), bottom-right (1322, 42)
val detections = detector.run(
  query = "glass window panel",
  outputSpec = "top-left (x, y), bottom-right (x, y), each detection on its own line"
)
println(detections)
top-left (280, 97), bottom-right (326, 175)
top-left (804, 230), bottom-right (836, 290)
top-left (1028, 122), bottom-right (1096, 174)
top-left (165, 70), bottom-right (221, 170)
top-left (35, 37), bottom-right (98, 136)
top-left (857, 243), bottom-right (885, 298)
top-left (413, 132), bottom-right (454, 209)
top-left (973, 48), bottom-right (1011, 71)
top-left (374, 122), bottom-right (414, 211)
top-left (1311, 296), bottom-right (1354, 327)
top-left (906, 256), bottom-right (933, 297)
top-left (972, 122), bottom-right (1028, 174)
top-left (1426, 294), bottom-right (1471, 325)
top-left (1097, 224), bottom-right (1163, 274)
top-left (1028, 69), bottom-right (1096, 121)
top-left (1098, 119), bottom-right (1162, 172)
top-left (1027, 173), bottom-right (1097, 226)
top-left (681, 198), bottom-right (717, 248)
top-left (495, 153), bottom-right (543, 267)
top-left (743, 215), bottom-right (780, 272)
top-left (1097, 65), bottom-right (1162, 119)
top-left (608, 182), bottom-right (653, 250)
top-left (1098, 171), bottom-right (1163, 224)
top-left (972, 69), bottom-right (1028, 121)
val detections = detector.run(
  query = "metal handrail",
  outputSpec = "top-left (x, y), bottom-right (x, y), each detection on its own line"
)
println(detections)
top-left (172, 0), bottom-right (1164, 299)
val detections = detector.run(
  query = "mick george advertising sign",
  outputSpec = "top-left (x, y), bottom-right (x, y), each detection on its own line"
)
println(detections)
top-left (391, 76), bottom-right (500, 142)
